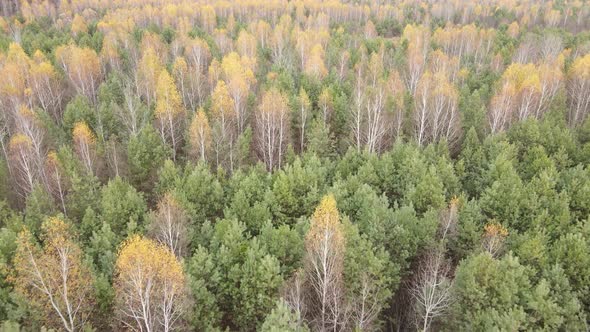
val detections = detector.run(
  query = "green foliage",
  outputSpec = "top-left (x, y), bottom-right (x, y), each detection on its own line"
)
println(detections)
top-left (457, 128), bottom-right (488, 198)
top-left (451, 253), bottom-right (532, 330)
top-left (453, 252), bottom-right (587, 330)
top-left (100, 177), bottom-right (147, 237)
top-left (187, 219), bottom-right (283, 331)
top-left (162, 162), bottom-right (224, 241)
top-left (550, 229), bottom-right (590, 313)
top-left (2, 3), bottom-right (590, 330)
top-left (270, 156), bottom-right (329, 224)
top-left (63, 95), bottom-right (95, 137)
top-left (127, 126), bottom-right (169, 192)
top-left (64, 176), bottom-right (98, 215)
top-left (260, 300), bottom-right (309, 332)
top-left (479, 152), bottom-right (526, 229)
top-left (224, 166), bottom-right (272, 234)
top-left (23, 186), bottom-right (56, 234)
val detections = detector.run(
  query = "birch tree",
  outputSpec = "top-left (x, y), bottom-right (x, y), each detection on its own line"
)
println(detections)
top-left (114, 235), bottom-right (189, 332)
top-left (254, 87), bottom-right (289, 171)
top-left (13, 217), bottom-right (95, 332)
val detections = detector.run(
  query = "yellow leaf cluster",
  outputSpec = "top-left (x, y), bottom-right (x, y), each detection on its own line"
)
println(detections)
top-left (484, 221), bottom-right (509, 238)
top-left (571, 54), bottom-right (590, 80)
top-left (9, 134), bottom-right (33, 150)
top-left (189, 109), bottom-right (212, 159)
top-left (116, 235), bottom-right (185, 292)
top-left (304, 44), bottom-right (327, 78)
top-left (71, 14), bottom-right (88, 35)
top-left (155, 70), bottom-right (184, 117)
top-left (73, 121), bottom-right (96, 144)
top-left (502, 63), bottom-right (541, 93)
top-left (221, 52), bottom-right (256, 87)
top-left (306, 195), bottom-right (345, 251)
top-left (236, 30), bottom-right (257, 58)
top-left (211, 80), bottom-right (235, 120)
top-left (259, 87), bottom-right (288, 115)
top-left (45, 150), bottom-right (60, 168)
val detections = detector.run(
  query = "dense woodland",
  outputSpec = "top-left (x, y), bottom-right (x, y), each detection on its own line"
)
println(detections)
top-left (0, 0), bottom-right (589, 331)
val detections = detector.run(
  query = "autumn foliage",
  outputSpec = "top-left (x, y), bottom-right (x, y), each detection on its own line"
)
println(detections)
top-left (13, 218), bottom-right (95, 332)
top-left (114, 235), bottom-right (189, 331)
top-left (1, 1), bottom-right (590, 331)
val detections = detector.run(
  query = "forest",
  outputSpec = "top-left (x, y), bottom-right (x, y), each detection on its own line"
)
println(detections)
top-left (0, 0), bottom-right (589, 331)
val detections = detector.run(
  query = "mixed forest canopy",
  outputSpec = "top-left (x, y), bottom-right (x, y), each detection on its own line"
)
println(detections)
top-left (0, 0), bottom-right (590, 331)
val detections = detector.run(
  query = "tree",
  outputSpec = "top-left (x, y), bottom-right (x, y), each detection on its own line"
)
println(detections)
top-left (304, 195), bottom-right (345, 331)
top-left (236, 30), bottom-right (257, 58)
top-left (567, 54), bottom-right (590, 127)
top-left (136, 47), bottom-right (163, 107)
top-left (261, 300), bottom-right (310, 332)
top-left (187, 218), bottom-right (283, 330)
top-left (155, 70), bottom-right (185, 161)
top-left (55, 44), bottom-right (102, 104)
top-left (8, 134), bottom-right (38, 201)
top-left (255, 87), bottom-right (290, 171)
top-left (72, 121), bottom-right (97, 175)
top-left (114, 235), bottom-right (189, 332)
top-left (12, 217), bottom-right (95, 332)
top-left (173, 55), bottom-right (206, 111)
top-left (350, 67), bottom-right (394, 154)
top-left (44, 151), bottom-right (68, 215)
top-left (408, 200), bottom-right (457, 331)
top-left (403, 25), bottom-right (430, 94)
top-left (0, 43), bottom-right (30, 113)
top-left (183, 37), bottom-right (210, 108)
top-left (481, 221), bottom-right (508, 257)
top-left (115, 86), bottom-right (151, 138)
top-left (172, 56), bottom-right (191, 110)
top-left (318, 88), bottom-right (333, 129)
top-left (100, 177), bottom-right (147, 237)
top-left (221, 52), bottom-right (256, 133)
top-left (29, 50), bottom-right (64, 121)
top-left (451, 253), bottom-right (531, 330)
top-left (488, 80), bottom-right (516, 133)
top-left (8, 106), bottom-right (47, 202)
top-left (210, 80), bottom-right (237, 170)
top-left (409, 249), bottom-right (454, 332)
top-left (188, 109), bottom-right (211, 162)
top-left (296, 88), bottom-right (311, 153)
top-left (127, 126), bottom-right (169, 192)
top-left (185, 37), bottom-right (211, 72)
top-left (414, 71), bottom-right (460, 146)
top-left (304, 44), bottom-right (327, 79)
top-left (148, 192), bottom-right (189, 257)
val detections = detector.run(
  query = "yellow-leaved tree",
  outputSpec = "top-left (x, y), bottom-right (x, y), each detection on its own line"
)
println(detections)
top-left (254, 87), bottom-right (289, 171)
top-left (136, 47), bottom-right (163, 107)
top-left (210, 80), bottom-right (236, 170)
top-left (188, 108), bottom-right (211, 162)
top-left (567, 54), bottom-right (590, 126)
top-left (114, 235), bottom-right (189, 331)
top-left (72, 121), bottom-right (96, 175)
top-left (304, 194), bottom-right (345, 331)
top-left (155, 70), bottom-right (185, 161)
top-left (221, 52), bottom-right (256, 133)
top-left (12, 217), bottom-right (95, 332)
top-left (29, 50), bottom-right (64, 121)
top-left (55, 44), bottom-right (101, 104)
